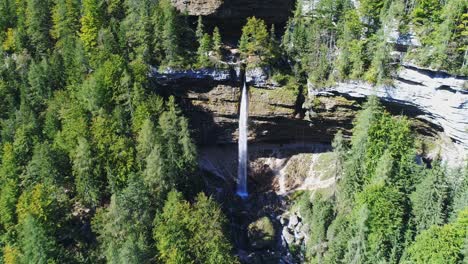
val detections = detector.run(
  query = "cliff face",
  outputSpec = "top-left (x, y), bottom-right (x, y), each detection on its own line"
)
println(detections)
top-left (152, 64), bottom-right (467, 164)
top-left (170, 0), bottom-right (294, 33)
top-left (310, 64), bottom-right (468, 157)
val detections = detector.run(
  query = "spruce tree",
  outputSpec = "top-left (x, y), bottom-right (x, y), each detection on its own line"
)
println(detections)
top-left (212, 26), bottom-right (222, 61)
top-left (80, 0), bottom-right (102, 52)
top-left (411, 161), bottom-right (450, 232)
top-left (25, 0), bottom-right (52, 55)
top-left (73, 137), bottom-right (100, 207)
top-left (19, 214), bottom-right (58, 264)
top-left (196, 33), bottom-right (212, 68)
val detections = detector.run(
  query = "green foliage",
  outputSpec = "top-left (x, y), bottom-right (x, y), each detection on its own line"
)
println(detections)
top-left (22, 142), bottom-right (61, 188)
top-left (196, 33), bottom-right (212, 68)
top-left (450, 165), bottom-right (468, 219)
top-left (72, 137), bottom-right (101, 207)
top-left (25, 0), bottom-right (52, 55)
top-left (411, 161), bottom-right (450, 232)
top-left (239, 17), bottom-right (272, 66)
top-left (305, 194), bottom-right (334, 261)
top-left (153, 190), bottom-right (238, 264)
top-left (356, 183), bottom-right (405, 262)
top-left (94, 174), bottom-right (154, 263)
top-left (143, 97), bottom-right (197, 200)
top-left (18, 214), bottom-right (59, 264)
top-left (405, 209), bottom-right (467, 264)
top-left (153, 0), bottom-right (193, 68)
top-left (91, 112), bottom-right (135, 192)
top-left (80, 0), bottom-right (102, 52)
top-left (212, 27), bottom-right (222, 61)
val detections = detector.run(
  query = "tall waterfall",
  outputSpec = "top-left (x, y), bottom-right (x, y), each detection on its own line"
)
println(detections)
top-left (236, 82), bottom-right (249, 198)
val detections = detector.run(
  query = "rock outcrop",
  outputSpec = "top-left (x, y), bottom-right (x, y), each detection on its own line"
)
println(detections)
top-left (151, 63), bottom-right (467, 164)
top-left (170, 0), bottom-right (294, 33)
top-left (309, 64), bottom-right (468, 162)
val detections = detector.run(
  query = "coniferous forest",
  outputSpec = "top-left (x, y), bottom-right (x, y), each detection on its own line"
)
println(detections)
top-left (0, 0), bottom-right (467, 263)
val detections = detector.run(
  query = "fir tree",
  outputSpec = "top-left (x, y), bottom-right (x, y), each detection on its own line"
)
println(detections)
top-left (212, 26), bottom-right (222, 61)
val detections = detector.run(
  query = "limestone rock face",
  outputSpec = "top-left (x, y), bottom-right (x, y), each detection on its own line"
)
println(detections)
top-left (170, 0), bottom-right (294, 29)
top-left (311, 64), bottom-right (468, 163)
top-left (151, 64), bottom-right (465, 164)
top-left (171, 0), bottom-right (224, 16)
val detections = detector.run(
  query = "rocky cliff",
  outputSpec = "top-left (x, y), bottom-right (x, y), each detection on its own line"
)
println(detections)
top-left (170, 0), bottom-right (294, 34)
top-left (152, 63), bottom-right (467, 164)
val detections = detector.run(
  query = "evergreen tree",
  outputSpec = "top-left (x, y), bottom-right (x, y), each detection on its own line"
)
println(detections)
top-left (212, 26), bottom-right (222, 61)
top-left (72, 137), bottom-right (101, 207)
top-left (338, 96), bottom-right (382, 211)
top-left (25, 0), bottom-right (52, 55)
top-left (160, 0), bottom-right (184, 67)
top-left (94, 174), bottom-right (154, 263)
top-left (450, 164), bottom-right (468, 219)
top-left (195, 16), bottom-right (204, 41)
top-left (18, 214), bottom-right (58, 264)
top-left (411, 161), bottom-right (450, 232)
top-left (332, 130), bottom-right (346, 180)
top-left (405, 209), bottom-right (467, 264)
top-left (153, 191), bottom-right (238, 264)
top-left (196, 33), bottom-right (212, 68)
top-left (80, 0), bottom-right (102, 53)
top-left (136, 118), bottom-right (157, 166)
top-left (239, 17), bottom-right (271, 65)
top-left (0, 0), bottom-right (15, 32)
top-left (121, 0), bottom-right (154, 61)
top-left (22, 142), bottom-right (61, 188)
top-left (26, 58), bottom-right (53, 113)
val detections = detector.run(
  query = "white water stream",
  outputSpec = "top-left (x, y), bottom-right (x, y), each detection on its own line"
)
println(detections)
top-left (236, 82), bottom-right (249, 198)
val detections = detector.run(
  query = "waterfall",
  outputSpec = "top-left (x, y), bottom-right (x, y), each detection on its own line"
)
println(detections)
top-left (236, 82), bottom-right (249, 198)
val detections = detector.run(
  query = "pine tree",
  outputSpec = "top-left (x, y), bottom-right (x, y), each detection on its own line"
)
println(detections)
top-left (122, 0), bottom-right (154, 61)
top-left (25, 0), bottom-right (52, 55)
top-left (22, 142), bottom-right (61, 188)
top-left (332, 130), bottom-right (346, 180)
top-left (0, 144), bottom-right (19, 231)
top-left (411, 161), bottom-right (450, 232)
top-left (51, 0), bottom-right (80, 42)
top-left (239, 17), bottom-right (270, 65)
top-left (80, 0), bottom-right (102, 52)
top-left (0, 0), bottom-right (16, 33)
top-left (196, 33), bottom-right (212, 68)
top-left (19, 214), bottom-right (58, 264)
top-left (95, 174), bottom-right (154, 263)
top-left (73, 137), bottom-right (100, 207)
top-left (136, 118), bottom-right (156, 165)
top-left (153, 191), bottom-right (238, 264)
top-left (212, 26), bottom-right (222, 61)
top-left (160, 0), bottom-right (183, 67)
top-left (405, 209), bottom-right (467, 264)
top-left (26, 58), bottom-right (53, 113)
top-left (196, 16), bottom-right (204, 41)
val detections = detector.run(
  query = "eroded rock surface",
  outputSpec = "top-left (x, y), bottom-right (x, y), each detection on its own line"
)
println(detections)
top-left (170, 0), bottom-right (295, 27)
top-left (310, 64), bottom-right (468, 163)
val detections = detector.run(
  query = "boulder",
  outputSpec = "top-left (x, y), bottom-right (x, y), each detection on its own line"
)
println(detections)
top-left (248, 216), bottom-right (276, 249)
top-left (288, 214), bottom-right (299, 227)
top-left (282, 227), bottom-right (294, 245)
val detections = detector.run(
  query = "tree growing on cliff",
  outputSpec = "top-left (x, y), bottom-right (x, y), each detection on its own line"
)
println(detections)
top-left (239, 17), bottom-right (272, 66)
top-left (212, 27), bottom-right (223, 62)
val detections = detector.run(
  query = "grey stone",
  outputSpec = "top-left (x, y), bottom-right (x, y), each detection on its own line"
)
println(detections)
top-left (312, 64), bottom-right (468, 166)
top-left (288, 214), bottom-right (299, 227)
top-left (282, 227), bottom-right (294, 244)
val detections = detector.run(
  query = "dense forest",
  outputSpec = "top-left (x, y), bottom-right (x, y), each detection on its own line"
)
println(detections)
top-left (0, 0), bottom-right (466, 263)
